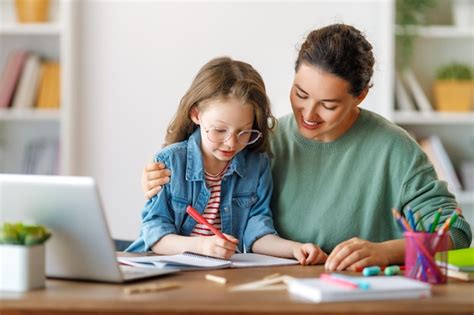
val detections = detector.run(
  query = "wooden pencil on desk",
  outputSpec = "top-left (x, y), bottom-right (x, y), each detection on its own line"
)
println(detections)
top-left (123, 282), bottom-right (180, 295)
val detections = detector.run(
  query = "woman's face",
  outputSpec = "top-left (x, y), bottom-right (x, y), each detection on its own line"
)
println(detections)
top-left (290, 63), bottom-right (367, 142)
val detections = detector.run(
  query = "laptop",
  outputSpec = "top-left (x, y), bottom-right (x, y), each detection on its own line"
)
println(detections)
top-left (0, 174), bottom-right (179, 283)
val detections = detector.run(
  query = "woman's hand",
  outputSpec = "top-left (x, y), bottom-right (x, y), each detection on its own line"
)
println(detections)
top-left (293, 243), bottom-right (328, 265)
top-left (142, 162), bottom-right (171, 199)
top-left (324, 238), bottom-right (405, 271)
top-left (197, 234), bottom-right (239, 260)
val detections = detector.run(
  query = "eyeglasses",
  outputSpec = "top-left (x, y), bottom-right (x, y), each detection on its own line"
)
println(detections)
top-left (204, 127), bottom-right (262, 145)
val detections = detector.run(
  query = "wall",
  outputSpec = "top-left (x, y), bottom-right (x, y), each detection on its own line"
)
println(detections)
top-left (77, 0), bottom-right (393, 239)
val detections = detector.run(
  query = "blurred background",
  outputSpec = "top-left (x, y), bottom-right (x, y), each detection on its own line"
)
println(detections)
top-left (0, 0), bottom-right (472, 240)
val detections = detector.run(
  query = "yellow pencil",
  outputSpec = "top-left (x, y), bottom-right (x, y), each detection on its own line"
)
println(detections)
top-left (123, 282), bottom-right (180, 294)
top-left (205, 274), bottom-right (228, 284)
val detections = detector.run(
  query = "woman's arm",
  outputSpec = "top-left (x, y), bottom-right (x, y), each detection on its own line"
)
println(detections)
top-left (323, 237), bottom-right (454, 271)
top-left (324, 238), bottom-right (406, 271)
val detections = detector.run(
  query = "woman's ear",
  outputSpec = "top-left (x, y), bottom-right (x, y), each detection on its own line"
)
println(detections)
top-left (354, 88), bottom-right (369, 106)
top-left (190, 106), bottom-right (200, 125)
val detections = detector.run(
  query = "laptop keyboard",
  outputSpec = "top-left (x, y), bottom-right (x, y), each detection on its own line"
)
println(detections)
top-left (119, 265), bottom-right (179, 281)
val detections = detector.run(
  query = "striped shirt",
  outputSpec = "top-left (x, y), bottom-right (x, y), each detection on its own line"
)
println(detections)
top-left (190, 167), bottom-right (227, 236)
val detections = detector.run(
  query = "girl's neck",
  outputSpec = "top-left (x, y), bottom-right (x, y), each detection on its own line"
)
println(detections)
top-left (203, 158), bottom-right (230, 177)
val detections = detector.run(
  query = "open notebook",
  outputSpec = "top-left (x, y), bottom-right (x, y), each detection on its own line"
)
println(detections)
top-left (287, 276), bottom-right (431, 303)
top-left (118, 252), bottom-right (298, 271)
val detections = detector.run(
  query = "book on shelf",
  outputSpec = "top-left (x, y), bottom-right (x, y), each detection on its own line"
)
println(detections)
top-left (118, 251), bottom-right (298, 271)
top-left (36, 61), bottom-right (61, 109)
top-left (402, 68), bottom-right (433, 112)
top-left (419, 135), bottom-right (462, 192)
top-left (22, 138), bottom-right (60, 175)
top-left (0, 51), bottom-right (29, 108)
top-left (11, 53), bottom-right (42, 110)
top-left (286, 276), bottom-right (431, 303)
top-left (395, 72), bottom-right (416, 112)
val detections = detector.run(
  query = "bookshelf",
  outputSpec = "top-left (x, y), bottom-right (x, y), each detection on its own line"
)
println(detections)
top-left (0, 0), bottom-right (76, 175)
top-left (393, 1), bottom-right (474, 213)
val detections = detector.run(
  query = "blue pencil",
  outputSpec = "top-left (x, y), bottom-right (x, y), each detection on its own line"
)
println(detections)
top-left (407, 207), bottom-right (417, 231)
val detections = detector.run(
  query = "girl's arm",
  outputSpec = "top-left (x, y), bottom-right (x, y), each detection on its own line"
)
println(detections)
top-left (252, 234), bottom-right (327, 265)
top-left (151, 233), bottom-right (239, 259)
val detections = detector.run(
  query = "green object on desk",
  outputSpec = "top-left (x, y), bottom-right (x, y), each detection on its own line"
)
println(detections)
top-left (0, 222), bottom-right (51, 246)
top-left (384, 265), bottom-right (401, 276)
top-left (442, 248), bottom-right (474, 272)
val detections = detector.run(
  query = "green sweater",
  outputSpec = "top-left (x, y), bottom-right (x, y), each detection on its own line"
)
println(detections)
top-left (270, 109), bottom-right (472, 253)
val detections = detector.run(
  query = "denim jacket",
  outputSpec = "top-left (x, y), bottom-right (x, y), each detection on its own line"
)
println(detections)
top-left (126, 128), bottom-right (277, 253)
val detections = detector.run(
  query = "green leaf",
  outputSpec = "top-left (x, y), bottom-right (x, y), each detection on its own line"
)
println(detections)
top-left (0, 222), bottom-right (51, 245)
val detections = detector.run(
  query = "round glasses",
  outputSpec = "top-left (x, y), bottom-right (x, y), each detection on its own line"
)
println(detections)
top-left (204, 127), bottom-right (262, 145)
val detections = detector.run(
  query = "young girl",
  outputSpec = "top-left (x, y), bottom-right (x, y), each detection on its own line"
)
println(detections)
top-left (126, 57), bottom-right (326, 265)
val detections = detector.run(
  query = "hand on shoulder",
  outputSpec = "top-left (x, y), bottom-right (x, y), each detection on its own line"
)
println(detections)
top-left (142, 162), bottom-right (171, 199)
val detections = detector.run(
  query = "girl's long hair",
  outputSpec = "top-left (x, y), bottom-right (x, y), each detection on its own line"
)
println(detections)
top-left (164, 57), bottom-right (276, 153)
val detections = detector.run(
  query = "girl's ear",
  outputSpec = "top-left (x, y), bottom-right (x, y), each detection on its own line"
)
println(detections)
top-left (190, 106), bottom-right (200, 125)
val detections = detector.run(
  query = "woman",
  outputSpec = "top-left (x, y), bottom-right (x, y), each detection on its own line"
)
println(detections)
top-left (141, 24), bottom-right (472, 271)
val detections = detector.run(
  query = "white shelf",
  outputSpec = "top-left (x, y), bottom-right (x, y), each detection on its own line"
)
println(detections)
top-left (0, 22), bottom-right (61, 35)
top-left (393, 111), bottom-right (474, 125)
top-left (0, 109), bottom-right (60, 121)
top-left (395, 25), bottom-right (474, 38)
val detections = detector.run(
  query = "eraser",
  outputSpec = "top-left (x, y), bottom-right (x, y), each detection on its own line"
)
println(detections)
top-left (362, 266), bottom-right (381, 276)
top-left (384, 265), bottom-right (400, 276)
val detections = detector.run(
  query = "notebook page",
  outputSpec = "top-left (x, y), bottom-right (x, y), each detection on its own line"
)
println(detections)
top-left (118, 252), bottom-right (231, 269)
top-left (230, 253), bottom-right (299, 268)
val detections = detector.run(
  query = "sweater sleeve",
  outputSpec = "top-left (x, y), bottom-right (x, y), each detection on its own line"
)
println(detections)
top-left (399, 150), bottom-right (472, 249)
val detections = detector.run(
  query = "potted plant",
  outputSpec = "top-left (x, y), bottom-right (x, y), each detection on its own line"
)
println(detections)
top-left (0, 222), bottom-right (51, 291)
top-left (396, 0), bottom-right (438, 69)
top-left (15, 0), bottom-right (50, 23)
top-left (433, 63), bottom-right (473, 112)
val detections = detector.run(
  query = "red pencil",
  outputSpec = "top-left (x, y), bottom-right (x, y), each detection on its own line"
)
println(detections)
top-left (186, 205), bottom-right (232, 242)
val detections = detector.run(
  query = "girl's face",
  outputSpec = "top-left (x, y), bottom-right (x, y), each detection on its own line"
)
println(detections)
top-left (290, 63), bottom-right (367, 142)
top-left (191, 98), bottom-right (255, 171)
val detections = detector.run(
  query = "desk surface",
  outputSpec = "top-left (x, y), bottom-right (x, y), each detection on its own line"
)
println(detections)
top-left (1, 265), bottom-right (473, 315)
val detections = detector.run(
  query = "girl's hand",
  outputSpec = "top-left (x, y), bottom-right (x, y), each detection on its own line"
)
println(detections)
top-left (142, 162), bottom-right (171, 199)
top-left (293, 243), bottom-right (328, 265)
top-left (324, 237), bottom-right (392, 271)
top-left (197, 234), bottom-right (239, 260)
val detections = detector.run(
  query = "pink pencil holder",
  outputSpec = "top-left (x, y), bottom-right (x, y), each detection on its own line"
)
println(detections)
top-left (404, 232), bottom-right (449, 284)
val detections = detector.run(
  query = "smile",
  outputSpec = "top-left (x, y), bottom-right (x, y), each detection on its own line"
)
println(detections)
top-left (301, 116), bottom-right (323, 129)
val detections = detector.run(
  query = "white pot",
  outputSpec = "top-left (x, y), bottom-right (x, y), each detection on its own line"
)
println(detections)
top-left (452, 0), bottom-right (474, 27)
top-left (0, 244), bottom-right (45, 291)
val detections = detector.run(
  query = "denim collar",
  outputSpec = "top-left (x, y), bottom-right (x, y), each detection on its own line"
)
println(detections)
top-left (185, 128), bottom-right (246, 181)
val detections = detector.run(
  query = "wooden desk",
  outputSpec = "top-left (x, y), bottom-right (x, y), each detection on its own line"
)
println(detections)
top-left (1, 265), bottom-right (473, 315)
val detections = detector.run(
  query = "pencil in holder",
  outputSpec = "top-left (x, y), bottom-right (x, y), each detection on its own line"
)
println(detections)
top-left (404, 232), bottom-right (449, 284)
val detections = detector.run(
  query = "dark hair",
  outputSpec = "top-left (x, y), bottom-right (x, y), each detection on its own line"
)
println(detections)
top-left (164, 57), bottom-right (276, 154)
top-left (295, 24), bottom-right (374, 96)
